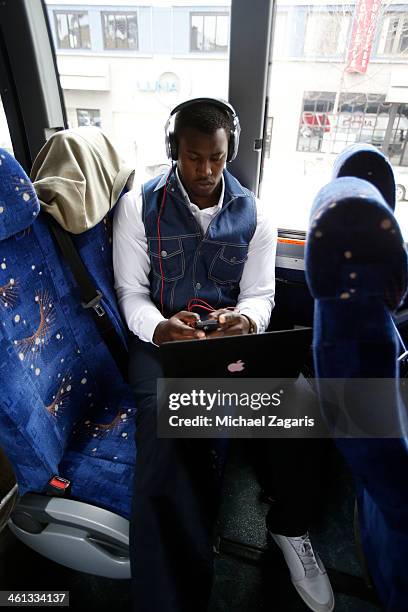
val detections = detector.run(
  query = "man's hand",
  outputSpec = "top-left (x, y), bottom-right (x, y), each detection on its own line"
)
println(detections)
top-left (153, 311), bottom-right (206, 345)
top-left (205, 308), bottom-right (253, 338)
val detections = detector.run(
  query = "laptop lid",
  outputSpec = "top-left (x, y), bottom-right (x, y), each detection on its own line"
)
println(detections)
top-left (159, 328), bottom-right (312, 379)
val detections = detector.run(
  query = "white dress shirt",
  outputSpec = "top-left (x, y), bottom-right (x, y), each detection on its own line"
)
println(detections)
top-left (113, 170), bottom-right (277, 344)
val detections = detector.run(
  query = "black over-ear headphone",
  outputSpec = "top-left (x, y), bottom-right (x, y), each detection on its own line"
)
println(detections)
top-left (164, 97), bottom-right (241, 163)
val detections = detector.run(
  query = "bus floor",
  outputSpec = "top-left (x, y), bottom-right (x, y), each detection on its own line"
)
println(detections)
top-left (210, 440), bottom-right (381, 611)
top-left (0, 443), bottom-right (381, 612)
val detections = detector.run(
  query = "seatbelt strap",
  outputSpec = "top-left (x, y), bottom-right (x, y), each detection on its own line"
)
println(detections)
top-left (46, 215), bottom-right (129, 382)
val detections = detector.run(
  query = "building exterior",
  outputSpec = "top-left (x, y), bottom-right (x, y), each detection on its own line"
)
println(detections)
top-left (45, 0), bottom-right (231, 179)
top-left (263, 0), bottom-right (408, 228)
top-left (269, 0), bottom-right (408, 165)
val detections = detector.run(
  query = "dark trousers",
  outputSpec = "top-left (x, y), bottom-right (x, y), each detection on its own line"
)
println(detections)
top-left (129, 337), bottom-right (326, 612)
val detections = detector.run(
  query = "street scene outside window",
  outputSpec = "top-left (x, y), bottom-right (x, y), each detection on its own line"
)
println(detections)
top-left (262, 0), bottom-right (408, 235)
top-left (44, 0), bottom-right (408, 237)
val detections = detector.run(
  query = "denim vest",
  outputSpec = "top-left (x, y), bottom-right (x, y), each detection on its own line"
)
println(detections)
top-left (141, 169), bottom-right (257, 317)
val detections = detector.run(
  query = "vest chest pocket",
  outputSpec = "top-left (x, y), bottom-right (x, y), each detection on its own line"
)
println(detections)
top-left (208, 244), bottom-right (249, 285)
top-left (148, 237), bottom-right (185, 281)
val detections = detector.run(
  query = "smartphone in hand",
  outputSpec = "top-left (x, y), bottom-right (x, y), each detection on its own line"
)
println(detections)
top-left (195, 319), bottom-right (219, 332)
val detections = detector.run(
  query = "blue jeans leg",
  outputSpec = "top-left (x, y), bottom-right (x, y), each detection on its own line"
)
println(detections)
top-left (128, 337), bottom-right (219, 612)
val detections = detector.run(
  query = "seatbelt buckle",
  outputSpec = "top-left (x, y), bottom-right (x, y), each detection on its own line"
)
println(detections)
top-left (46, 475), bottom-right (72, 497)
top-left (81, 289), bottom-right (106, 317)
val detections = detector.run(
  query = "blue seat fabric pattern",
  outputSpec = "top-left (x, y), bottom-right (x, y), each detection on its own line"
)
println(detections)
top-left (0, 149), bottom-right (136, 520)
top-left (305, 174), bottom-right (408, 611)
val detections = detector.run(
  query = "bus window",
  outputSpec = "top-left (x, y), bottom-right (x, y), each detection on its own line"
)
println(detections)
top-left (261, 1), bottom-right (408, 237)
top-left (0, 97), bottom-right (14, 156)
top-left (43, 1), bottom-right (231, 183)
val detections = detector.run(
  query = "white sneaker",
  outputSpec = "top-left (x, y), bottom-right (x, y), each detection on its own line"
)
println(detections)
top-left (269, 531), bottom-right (335, 612)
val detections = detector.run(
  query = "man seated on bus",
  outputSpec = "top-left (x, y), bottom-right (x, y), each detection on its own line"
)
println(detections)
top-left (113, 98), bottom-right (333, 612)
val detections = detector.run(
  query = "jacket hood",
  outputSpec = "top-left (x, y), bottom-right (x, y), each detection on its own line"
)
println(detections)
top-left (30, 127), bottom-right (135, 234)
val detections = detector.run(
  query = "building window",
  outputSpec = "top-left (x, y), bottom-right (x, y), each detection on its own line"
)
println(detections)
top-left (297, 91), bottom-right (334, 152)
top-left (77, 109), bottom-right (101, 128)
top-left (297, 91), bottom-right (408, 165)
top-left (190, 13), bottom-right (229, 53)
top-left (54, 11), bottom-right (91, 50)
top-left (303, 11), bottom-right (351, 57)
top-left (102, 12), bottom-right (138, 50)
top-left (377, 13), bottom-right (408, 56)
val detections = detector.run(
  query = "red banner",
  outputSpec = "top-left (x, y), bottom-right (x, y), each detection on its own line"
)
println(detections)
top-left (346, 0), bottom-right (382, 74)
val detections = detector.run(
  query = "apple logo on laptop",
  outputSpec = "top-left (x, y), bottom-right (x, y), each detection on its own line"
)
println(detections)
top-left (227, 360), bottom-right (245, 373)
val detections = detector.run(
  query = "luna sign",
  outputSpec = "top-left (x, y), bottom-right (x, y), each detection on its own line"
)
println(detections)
top-left (136, 73), bottom-right (180, 94)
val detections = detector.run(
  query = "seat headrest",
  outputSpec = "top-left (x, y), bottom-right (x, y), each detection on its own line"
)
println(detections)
top-left (0, 149), bottom-right (40, 241)
top-left (332, 143), bottom-right (396, 212)
top-left (306, 176), bottom-right (407, 310)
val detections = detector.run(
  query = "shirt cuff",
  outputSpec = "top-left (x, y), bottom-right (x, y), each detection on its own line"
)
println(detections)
top-left (237, 307), bottom-right (262, 334)
top-left (129, 308), bottom-right (167, 344)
